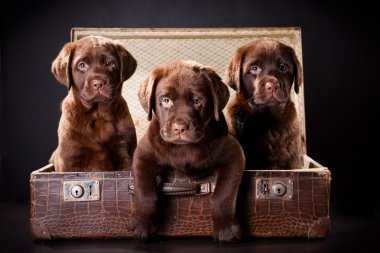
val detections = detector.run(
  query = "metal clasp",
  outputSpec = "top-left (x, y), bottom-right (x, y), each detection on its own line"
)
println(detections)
top-left (256, 178), bottom-right (293, 200)
top-left (63, 180), bottom-right (100, 201)
top-left (197, 182), bottom-right (215, 195)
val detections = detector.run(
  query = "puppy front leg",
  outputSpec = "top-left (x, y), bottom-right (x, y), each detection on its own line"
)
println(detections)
top-left (211, 140), bottom-right (245, 242)
top-left (110, 131), bottom-right (137, 171)
top-left (226, 100), bottom-right (247, 140)
top-left (211, 171), bottom-right (243, 242)
top-left (124, 127), bottom-right (137, 169)
top-left (129, 154), bottom-right (158, 241)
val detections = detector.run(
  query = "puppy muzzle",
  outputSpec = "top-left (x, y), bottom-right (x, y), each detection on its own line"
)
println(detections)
top-left (82, 76), bottom-right (115, 103)
top-left (160, 117), bottom-right (211, 144)
top-left (252, 77), bottom-right (288, 106)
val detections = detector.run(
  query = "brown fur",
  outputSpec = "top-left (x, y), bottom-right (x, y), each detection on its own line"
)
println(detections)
top-left (129, 61), bottom-right (245, 242)
top-left (50, 36), bottom-right (137, 172)
top-left (226, 38), bottom-right (303, 170)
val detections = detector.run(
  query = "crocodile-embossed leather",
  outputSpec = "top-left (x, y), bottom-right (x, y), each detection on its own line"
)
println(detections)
top-left (238, 170), bottom-right (331, 238)
top-left (30, 170), bottom-right (134, 239)
top-left (30, 165), bottom-right (331, 239)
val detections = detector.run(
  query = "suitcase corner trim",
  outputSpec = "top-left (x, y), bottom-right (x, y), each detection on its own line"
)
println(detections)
top-left (30, 218), bottom-right (51, 240)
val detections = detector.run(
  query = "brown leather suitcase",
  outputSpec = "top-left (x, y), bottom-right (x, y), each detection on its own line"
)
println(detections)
top-left (30, 27), bottom-right (331, 240)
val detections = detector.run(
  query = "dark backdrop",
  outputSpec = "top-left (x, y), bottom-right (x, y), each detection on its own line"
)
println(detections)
top-left (0, 0), bottom-right (378, 217)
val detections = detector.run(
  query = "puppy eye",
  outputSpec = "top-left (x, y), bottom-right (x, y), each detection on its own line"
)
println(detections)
top-left (161, 97), bottom-right (173, 108)
top-left (162, 98), bottom-right (170, 103)
top-left (250, 65), bottom-right (260, 74)
top-left (105, 60), bottom-right (112, 66)
top-left (279, 64), bottom-right (288, 72)
top-left (78, 61), bottom-right (87, 70)
top-left (192, 97), bottom-right (203, 107)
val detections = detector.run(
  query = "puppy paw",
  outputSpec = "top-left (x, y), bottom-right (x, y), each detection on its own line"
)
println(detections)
top-left (213, 221), bottom-right (242, 243)
top-left (128, 216), bottom-right (157, 241)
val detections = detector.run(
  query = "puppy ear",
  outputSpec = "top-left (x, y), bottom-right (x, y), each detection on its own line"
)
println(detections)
top-left (138, 67), bottom-right (163, 121)
top-left (115, 44), bottom-right (137, 82)
top-left (291, 48), bottom-right (303, 94)
top-left (201, 67), bottom-right (230, 121)
top-left (51, 42), bottom-right (76, 89)
top-left (225, 46), bottom-right (246, 93)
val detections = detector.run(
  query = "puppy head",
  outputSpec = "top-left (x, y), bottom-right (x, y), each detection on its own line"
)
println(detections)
top-left (226, 38), bottom-right (303, 107)
top-left (138, 61), bottom-right (229, 144)
top-left (51, 36), bottom-right (137, 105)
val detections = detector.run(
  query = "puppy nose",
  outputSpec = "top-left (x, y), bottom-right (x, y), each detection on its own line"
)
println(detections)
top-left (172, 123), bottom-right (187, 135)
top-left (91, 79), bottom-right (105, 90)
top-left (265, 81), bottom-right (280, 92)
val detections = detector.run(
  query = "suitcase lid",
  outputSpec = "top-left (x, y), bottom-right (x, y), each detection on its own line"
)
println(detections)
top-left (71, 27), bottom-right (307, 155)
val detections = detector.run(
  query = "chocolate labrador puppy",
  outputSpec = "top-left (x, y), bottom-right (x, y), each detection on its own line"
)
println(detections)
top-left (129, 61), bottom-right (245, 242)
top-left (50, 36), bottom-right (137, 172)
top-left (226, 38), bottom-right (303, 170)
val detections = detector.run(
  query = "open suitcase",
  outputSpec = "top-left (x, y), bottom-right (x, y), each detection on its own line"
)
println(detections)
top-left (30, 27), bottom-right (331, 240)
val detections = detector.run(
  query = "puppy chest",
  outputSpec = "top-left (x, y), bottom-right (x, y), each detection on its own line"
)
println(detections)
top-left (89, 118), bottom-right (116, 142)
top-left (159, 148), bottom-right (214, 173)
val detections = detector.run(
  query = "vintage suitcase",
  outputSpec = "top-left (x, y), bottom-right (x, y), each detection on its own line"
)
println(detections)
top-left (30, 27), bottom-right (331, 240)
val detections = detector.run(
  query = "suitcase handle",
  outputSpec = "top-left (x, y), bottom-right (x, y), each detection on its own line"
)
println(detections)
top-left (162, 182), bottom-right (215, 195)
top-left (128, 182), bottom-right (215, 196)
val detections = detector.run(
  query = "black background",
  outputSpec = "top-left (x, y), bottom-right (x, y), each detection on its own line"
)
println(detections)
top-left (0, 0), bottom-right (378, 231)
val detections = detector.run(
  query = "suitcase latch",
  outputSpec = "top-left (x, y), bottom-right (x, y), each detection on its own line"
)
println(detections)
top-left (63, 180), bottom-right (100, 201)
top-left (256, 178), bottom-right (293, 200)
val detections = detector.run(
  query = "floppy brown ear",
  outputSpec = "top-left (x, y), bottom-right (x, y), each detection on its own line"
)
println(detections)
top-left (115, 44), bottom-right (137, 82)
top-left (225, 45), bottom-right (246, 93)
top-left (51, 42), bottom-right (76, 89)
top-left (201, 67), bottom-right (230, 121)
top-left (291, 48), bottom-right (303, 94)
top-left (138, 67), bottom-right (163, 121)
